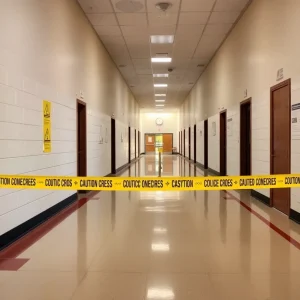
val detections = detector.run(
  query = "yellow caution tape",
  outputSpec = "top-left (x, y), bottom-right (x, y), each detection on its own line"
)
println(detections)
top-left (0, 174), bottom-right (300, 191)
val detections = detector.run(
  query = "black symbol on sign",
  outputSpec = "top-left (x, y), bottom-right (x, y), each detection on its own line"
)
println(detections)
top-left (74, 181), bottom-right (78, 185)
top-left (234, 181), bottom-right (237, 184)
top-left (44, 104), bottom-right (50, 118)
top-left (166, 182), bottom-right (170, 186)
top-left (44, 129), bottom-right (51, 142)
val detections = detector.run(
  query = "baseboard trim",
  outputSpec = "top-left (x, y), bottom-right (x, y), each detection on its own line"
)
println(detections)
top-left (290, 209), bottom-right (300, 224)
top-left (0, 192), bottom-right (77, 252)
top-left (195, 162), bottom-right (206, 170)
top-left (250, 190), bottom-right (271, 206)
top-left (208, 167), bottom-right (220, 176)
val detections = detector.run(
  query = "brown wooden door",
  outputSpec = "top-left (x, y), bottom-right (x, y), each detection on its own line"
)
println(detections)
top-left (271, 79), bottom-right (291, 215)
top-left (183, 130), bottom-right (186, 157)
top-left (145, 134), bottom-right (155, 153)
top-left (204, 120), bottom-right (208, 169)
top-left (194, 124), bottom-right (196, 163)
top-left (240, 100), bottom-right (251, 176)
top-left (163, 133), bottom-right (173, 153)
top-left (188, 127), bottom-right (191, 160)
top-left (220, 111), bottom-right (227, 176)
top-left (77, 100), bottom-right (87, 178)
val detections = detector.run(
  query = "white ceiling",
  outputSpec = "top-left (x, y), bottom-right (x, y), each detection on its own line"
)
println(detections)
top-left (77, 0), bottom-right (251, 108)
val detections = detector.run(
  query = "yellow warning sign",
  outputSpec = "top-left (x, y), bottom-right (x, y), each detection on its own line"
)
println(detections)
top-left (43, 100), bottom-right (51, 153)
top-left (0, 174), bottom-right (300, 191)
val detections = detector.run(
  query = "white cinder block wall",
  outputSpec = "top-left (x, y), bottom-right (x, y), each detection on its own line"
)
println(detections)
top-left (0, 0), bottom-right (139, 235)
top-left (180, 0), bottom-right (300, 214)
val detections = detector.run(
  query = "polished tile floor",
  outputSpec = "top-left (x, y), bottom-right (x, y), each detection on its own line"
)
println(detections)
top-left (1, 155), bottom-right (300, 299)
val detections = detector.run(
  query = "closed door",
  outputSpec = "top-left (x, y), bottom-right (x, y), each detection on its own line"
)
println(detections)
top-left (163, 133), bottom-right (173, 153)
top-left (220, 111), bottom-right (227, 176)
top-left (271, 80), bottom-right (291, 215)
top-left (111, 118), bottom-right (116, 174)
top-left (204, 120), bottom-right (208, 169)
top-left (77, 100), bottom-right (87, 177)
top-left (194, 124), bottom-right (196, 163)
top-left (145, 134), bottom-right (155, 153)
top-left (188, 127), bottom-right (191, 160)
top-left (240, 100), bottom-right (251, 176)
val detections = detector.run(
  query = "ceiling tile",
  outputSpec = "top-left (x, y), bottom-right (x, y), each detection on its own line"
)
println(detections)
top-left (94, 25), bottom-right (122, 36)
top-left (133, 58), bottom-right (151, 69)
top-left (179, 12), bottom-right (210, 24)
top-left (148, 25), bottom-right (176, 35)
top-left (100, 35), bottom-right (125, 45)
top-left (148, 13), bottom-right (178, 26)
top-left (111, 0), bottom-right (146, 13)
top-left (116, 13), bottom-right (147, 25)
top-left (172, 39), bottom-right (199, 58)
top-left (150, 44), bottom-right (173, 56)
top-left (86, 13), bottom-right (117, 25)
top-left (181, 0), bottom-right (215, 12)
top-left (78, 0), bottom-right (113, 13)
top-left (124, 35), bottom-right (150, 46)
top-left (203, 23), bottom-right (233, 35)
top-left (176, 25), bottom-right (205, 38)
top-left (209, 11), bottom-right (240, 23)
top-left (147, 0), bottom-right (180, 12)
top-left (128, 45), bottom-right (150, 59)
top-left (214, 0), bottom-right (250, 12)
top-left (121, 25), bottom-right (149, 36)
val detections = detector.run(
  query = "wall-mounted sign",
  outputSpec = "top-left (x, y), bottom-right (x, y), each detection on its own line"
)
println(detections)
top-left (292, 103), bottom-right (300, 137)
top-left (227, 118), bottom-right (233, 136)
top-left (43, 100), bottom-right (51, 153)
top-left (277, 68), bottom-right (284, 81)
top-left (212, 122), bottom-right (216, 136)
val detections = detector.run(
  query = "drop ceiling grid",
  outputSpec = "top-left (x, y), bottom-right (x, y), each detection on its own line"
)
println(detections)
top-left (78, 0), bottom-right (252, 107)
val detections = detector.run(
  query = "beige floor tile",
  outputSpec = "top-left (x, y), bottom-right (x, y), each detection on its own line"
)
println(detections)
top-left (71, 272), bottom-right (147, 300)
top-left (0, 271), bottom-right (83, 300)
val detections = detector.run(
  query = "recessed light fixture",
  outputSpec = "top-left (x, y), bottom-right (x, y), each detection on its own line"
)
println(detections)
top-left (155, 94), bottom-right (166, 96)
top-left (151, 57), bottom-right (172, 63)
top-left (156, 104), bottom-right (165, 107)
top-left (153, 74), bottom-right (169, 78)
top-left (155, 100), bottom-right (165, 102)
top-left (154, 84), bottom-right (168, 87)
top-left (150, 35), bottom-right (174, 44)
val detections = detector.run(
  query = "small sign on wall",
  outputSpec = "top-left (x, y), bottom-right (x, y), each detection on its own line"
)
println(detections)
top-left (227, 118), bottom-right (233, 136)
top-left (43, 100), bottom-right (51, 153)
top-left (277, 68), bottom-right (284, 81)
top-left (292, 103), bottom-right (300, 138)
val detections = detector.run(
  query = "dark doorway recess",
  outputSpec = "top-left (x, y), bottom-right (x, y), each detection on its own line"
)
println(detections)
top-left (77, 100), bottom-right (87, 193)
top-left (240, 99), bottom-right (251, 176)
top-left (183, 129), bottom-right (186, 157)
top-left (204, 120), bottom-right (208, 169)
top-left (270, 79), bottom-right (291, 215)
top-left (194, 124), bottom-right (197, 163)
top-left (181, 131), bottom-right (183, 155)
top-left (188, 127), bottom-right (191, 160)
top-left (111, 118), bottom-right (116, 174)
top-left (134, 129), bottom-right (137, 159)
top-left (138, 131), bottom-right (140, 157)
top-left (220, 111), bottom-right (227, 176)
top-left (128, 126), bottom-right (131, 164)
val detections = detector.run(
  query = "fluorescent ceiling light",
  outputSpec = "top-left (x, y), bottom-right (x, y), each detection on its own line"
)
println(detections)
top-left (156, 104), bottom-right (165, 107)
top-left (151, 57), bottom-right (172, 63)
top-left (151, 243), bottom-right (169, 252)
top-left (153, 74), bottom-right (169, 78)
top-left (150, 35), bottom-right (174, 44)
top-left (154, 84), bottom-right (168, 87)
top-left (155, 100), bottom-right (165, 102)
top-left (155, 94), bottom-right (166, 96)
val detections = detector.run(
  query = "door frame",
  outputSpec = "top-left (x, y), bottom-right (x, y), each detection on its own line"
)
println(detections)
top-left (179, 131), bottom-right (181, 155)
top-left (138, 131), bottom-right (140, 157)
top-left (220, 110), bottom-right (227, 176)
top-left (240, 98), bottom-right (252, 175)
top-left (134, 129), bottom-right (137, 159)
top-left (204, 119), bottom-right (208, 169)
top-left (111, 118), bottom-right (116, 174)
top-left (194, 124), bottom-right (197, 163)
top-left (183, 129), bottom-right (186, 157)
top-left (76, 99), bottom-right (87, 177)
top-left (270, 79), bottom-right (291, 210)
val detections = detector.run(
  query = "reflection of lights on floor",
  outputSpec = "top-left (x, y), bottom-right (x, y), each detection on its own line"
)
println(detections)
top-left (153, 227), bottom-right (167, 233)
top-left (147, 288), bottom-right (175, 299)
top-left (151, 243), bottom-right (170, 252)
